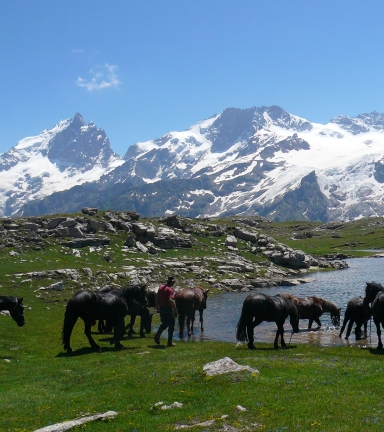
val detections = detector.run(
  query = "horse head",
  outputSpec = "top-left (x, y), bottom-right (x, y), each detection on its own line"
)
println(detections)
top-left (140, 306), bottom-right (153, 334)
top-left (331, 308), bottom-right (341, 326)
top-left (198, 287), bottom-right (209, 310)
top-left (364, 282), bottom-right (384, 305)
top-left (10, 297), bottom-right (25, 327)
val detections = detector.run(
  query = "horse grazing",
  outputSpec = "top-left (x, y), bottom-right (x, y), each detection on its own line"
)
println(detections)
top-left (339, 297), bottom-right (371, 340)
top-left (174, 286), bottom-right (209, 338)
top-left (126, 289), bottom-right (157, 338)
top-left (282, 294), bottom-right (341, 329)
top-left (0, 296), bottom-right (25, 327)
top-left (97, 285), bottom-right (153, 338)
top-left (62, 290), bottom-right (128, 353)
top-left (364, 281), bottom-right (384, 349)
top-left (236, 293), bottom-right (299, 350)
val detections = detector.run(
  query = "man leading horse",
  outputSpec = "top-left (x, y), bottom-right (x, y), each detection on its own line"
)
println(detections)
top-left (154, 276), bottom-right (178, 347)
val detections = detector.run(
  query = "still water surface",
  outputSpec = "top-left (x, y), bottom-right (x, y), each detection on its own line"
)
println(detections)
top-left (178, 257), bottom-right (384, 347)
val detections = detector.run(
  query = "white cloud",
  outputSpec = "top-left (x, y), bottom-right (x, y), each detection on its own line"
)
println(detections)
top-left (76, 64), bottom-right (121, 92)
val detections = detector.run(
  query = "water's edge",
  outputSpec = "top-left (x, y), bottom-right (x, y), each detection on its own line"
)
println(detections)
top-left (175, 257), bottom-right (382, 348)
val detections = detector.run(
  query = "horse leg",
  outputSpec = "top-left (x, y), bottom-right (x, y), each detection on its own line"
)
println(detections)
top-left (338, 318), bottom-right (348, 338)
top-left (126, 315), bottom-right (136, 338)
top-left (308, 319), bottom-right (313, 330)
top-left (84, 319), bottom-right (101, 351)
top-left (98, 320), bottom-right (106, 334)
top-left (355, 321), bottom-right (363, 340)
top-left (187, 314), bottom-right (192, 338)
top-left (199, 310), bottom-right (204, 332)
top-left (345, 320), bottom-right (354, 340)
top-left (178, 314), bottom-right (185, 338)
top-left (139, 316), bottom-right (145, 338)
top-left (190, 311), bottom-right (196, 336)
top-left (113, 316), bottom-right (125, 349)
top-left (247, 319), bottom-right (262, 350)
top-left (276, 324), bottom-right (286, 349)
top-left (375, 319), bottom-right (383, 349)
top-left (62, 311), bottom-right (78, 353)
top-left (314, 318), bottom-right (321, 329)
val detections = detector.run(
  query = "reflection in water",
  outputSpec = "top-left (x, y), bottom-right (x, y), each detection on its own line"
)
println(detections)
top-left (176, 257), bottom-right (383, 348)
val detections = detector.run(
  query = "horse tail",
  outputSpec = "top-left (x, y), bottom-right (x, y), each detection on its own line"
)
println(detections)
top-left (62, 306), bottom-right (78, 351)
top-left (236, 309), bottom-right (249, 342)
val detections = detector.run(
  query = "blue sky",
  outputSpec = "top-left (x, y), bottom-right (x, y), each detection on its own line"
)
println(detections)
top-left (1, 1), bottom-right (384, 157)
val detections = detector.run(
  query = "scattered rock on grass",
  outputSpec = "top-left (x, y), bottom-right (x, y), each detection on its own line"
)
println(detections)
top-left (32, 410), bottom-right (118, 432)
top-left (203, 357), bottom-right (259, 376)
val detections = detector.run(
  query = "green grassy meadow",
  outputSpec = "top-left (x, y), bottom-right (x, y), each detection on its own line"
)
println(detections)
top-left (2, 214), bottom-right (384, 431)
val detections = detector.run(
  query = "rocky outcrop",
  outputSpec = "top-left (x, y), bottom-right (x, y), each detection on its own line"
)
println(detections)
top-left (2, 211), bottom-right (350, 292)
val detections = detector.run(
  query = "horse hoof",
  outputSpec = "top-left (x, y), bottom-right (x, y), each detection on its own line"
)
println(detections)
top-left (115, 343), bottom-right (124, 350)
top-left (247, 343), bottom-right (256, 350)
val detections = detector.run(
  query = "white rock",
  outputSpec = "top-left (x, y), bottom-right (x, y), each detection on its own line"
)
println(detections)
top-left (203, 357), bottom-right (259, 376)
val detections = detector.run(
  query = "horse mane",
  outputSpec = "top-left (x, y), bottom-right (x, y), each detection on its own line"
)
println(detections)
top-left (280, 295), bottom-right (299, 318)
top-left (365, 281), bottom-right (384, 303)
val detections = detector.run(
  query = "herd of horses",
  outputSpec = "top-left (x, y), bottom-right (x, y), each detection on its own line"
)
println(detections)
top-left (2, 281), bottom-right (384, 352)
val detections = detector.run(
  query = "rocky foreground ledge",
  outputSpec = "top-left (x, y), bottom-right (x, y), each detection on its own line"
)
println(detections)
top-left (1, 210), bottom-right (348, 292)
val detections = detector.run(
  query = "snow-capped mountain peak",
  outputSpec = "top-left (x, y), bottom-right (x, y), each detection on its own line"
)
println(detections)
top-left (0, 114), bottom-right (124, 216)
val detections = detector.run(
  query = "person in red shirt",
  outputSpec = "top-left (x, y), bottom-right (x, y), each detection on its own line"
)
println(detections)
top-left (154, 276), bottom-right (178, 347)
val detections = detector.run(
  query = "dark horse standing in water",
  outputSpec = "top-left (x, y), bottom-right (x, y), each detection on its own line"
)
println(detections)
top-left (282, 294), bottom-right (341, 330)
top-left (0, 296), bottom-right (25, 327)
top-left (363, 281), bottom-right (384, 349)
top-left (62, 286), bottom-right (147, 353)
top-left (236, 293), bottom-right (299, 350)
top-left (339, 296), bottom-right (371, 340)
top-left (174, 286), bottom-right (209, 338)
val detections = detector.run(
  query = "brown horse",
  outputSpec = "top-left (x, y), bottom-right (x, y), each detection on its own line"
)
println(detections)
top-left (282, 294), bottom-right (341, 330)
top-left (174, 286), bottom-right (209, 338)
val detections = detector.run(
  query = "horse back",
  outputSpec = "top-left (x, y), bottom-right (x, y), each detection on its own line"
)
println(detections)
top-left (66, 289), bottom-right (127, 320)
top-left (345, 297), bottom-right (370, 320)
top-left (175, 289), bottom-right (200, 315)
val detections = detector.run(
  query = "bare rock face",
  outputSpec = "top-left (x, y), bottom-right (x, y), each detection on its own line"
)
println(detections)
top-left (82, 207), bottom-right (98, 216)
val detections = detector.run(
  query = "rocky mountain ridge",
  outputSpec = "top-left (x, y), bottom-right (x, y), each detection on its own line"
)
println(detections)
top-left (4, 107), bottom-right (384, 222)
top-left (0, 113), bottom-right (123, 216)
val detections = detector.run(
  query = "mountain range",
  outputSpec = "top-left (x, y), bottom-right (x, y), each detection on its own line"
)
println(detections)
top-left (3, 106), bottom-right (384, 222)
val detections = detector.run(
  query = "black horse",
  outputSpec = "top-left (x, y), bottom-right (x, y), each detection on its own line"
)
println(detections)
top-left (339, 296), bottom-right (371, 340)
top-left (126, 289), bottom-right (157, 338)
top-left (364, 281), bottom-right (384, 349)
top-left (62, 289), bottom-right (129, 353)
top-left (236, 293), bottom-right (299, 350)
top-left (97, 285), bottom-right (153, 338)
top-left (175, 286), bottom-right (209, 338)
top-left (0, 296), bottom-right (25, 327)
